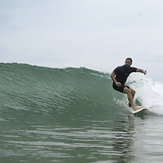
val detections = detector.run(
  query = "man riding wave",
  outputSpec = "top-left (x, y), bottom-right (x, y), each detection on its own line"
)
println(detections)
top-left (110, 58), bottom-right (147, 111)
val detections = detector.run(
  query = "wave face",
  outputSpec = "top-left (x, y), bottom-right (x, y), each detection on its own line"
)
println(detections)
top-left (0, 63), bottom-right (163, 117)
top-left (0, 63), bottom-right (117, 121)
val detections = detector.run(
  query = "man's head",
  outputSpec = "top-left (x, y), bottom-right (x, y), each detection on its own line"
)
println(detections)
top-left (125, 58), bottom-right (132, 67)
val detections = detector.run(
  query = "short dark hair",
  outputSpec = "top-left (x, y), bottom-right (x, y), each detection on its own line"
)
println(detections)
top-left (125, 57), bottom-right (133, 63)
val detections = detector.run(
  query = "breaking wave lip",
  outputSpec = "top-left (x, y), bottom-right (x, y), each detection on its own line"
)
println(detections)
top-left (0, 63), bottom-right (163, 116)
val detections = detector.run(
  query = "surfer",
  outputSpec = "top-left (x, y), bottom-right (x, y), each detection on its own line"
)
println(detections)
top-left (110, 58), bottom-right (147, 111)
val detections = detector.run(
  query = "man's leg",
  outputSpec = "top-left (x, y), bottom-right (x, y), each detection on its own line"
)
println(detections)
top-left (129, 88), bottom-right (135, 98)
top-left (128, 88), bottom-right (135, 106)
top-left (123, 87), bottom-right (140, 111)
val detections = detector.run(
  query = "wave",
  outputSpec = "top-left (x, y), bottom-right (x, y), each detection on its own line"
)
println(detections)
top-left (0, 63), bottom-right (163, 117)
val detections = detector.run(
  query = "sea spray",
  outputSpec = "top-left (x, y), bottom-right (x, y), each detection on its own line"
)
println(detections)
top-left (128, 74), bottom-right (163, 114)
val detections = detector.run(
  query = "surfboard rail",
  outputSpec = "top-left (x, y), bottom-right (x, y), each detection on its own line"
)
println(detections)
top-left (133, 107), bottom-right (148, 114)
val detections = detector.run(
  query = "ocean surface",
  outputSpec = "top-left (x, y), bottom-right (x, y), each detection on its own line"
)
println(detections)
top-left (0, 63), bottom-right (163, 163)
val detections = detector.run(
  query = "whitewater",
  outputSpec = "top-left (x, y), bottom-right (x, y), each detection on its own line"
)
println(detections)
top-left (0, 63), bottom-right (163, 163)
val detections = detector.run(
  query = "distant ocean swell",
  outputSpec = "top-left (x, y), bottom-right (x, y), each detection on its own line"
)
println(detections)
top-left (0, 63), bottom-right (163, 118)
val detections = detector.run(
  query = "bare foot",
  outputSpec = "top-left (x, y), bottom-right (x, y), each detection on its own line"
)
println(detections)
top-left (132, 106), bottom-right (142, 111)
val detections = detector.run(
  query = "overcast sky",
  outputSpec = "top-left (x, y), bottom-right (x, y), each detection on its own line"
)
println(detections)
top-left (1, 0), bottom-right (163, 81)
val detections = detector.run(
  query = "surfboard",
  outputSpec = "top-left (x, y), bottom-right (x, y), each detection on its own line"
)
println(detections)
top-left (133, 107), bottom-right (148, 114)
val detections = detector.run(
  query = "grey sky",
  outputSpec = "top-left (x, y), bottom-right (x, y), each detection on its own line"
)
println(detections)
top-left (1, 0), bottom-right (163, 81)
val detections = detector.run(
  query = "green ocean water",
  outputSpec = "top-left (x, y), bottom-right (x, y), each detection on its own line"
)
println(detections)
top-left (0, 63), bottom-right (163, 163)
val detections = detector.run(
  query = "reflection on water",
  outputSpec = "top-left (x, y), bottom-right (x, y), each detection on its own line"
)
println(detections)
top-left (1, 109), bottom-right (163, 163)
top-left (111, 116), bottom-right (136, 163)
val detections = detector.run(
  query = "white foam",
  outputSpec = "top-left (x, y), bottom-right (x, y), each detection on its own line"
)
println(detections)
top-left (127, 75), bottom-right (163, 115)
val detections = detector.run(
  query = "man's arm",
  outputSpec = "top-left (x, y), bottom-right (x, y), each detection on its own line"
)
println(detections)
top-left (136, 68), bottom-right (147, 75)
top-left (110, 72), bottom-right (122, 86)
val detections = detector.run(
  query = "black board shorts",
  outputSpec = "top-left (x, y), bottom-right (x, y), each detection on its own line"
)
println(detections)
top-left (112, 82), bottom-right (130, 93)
